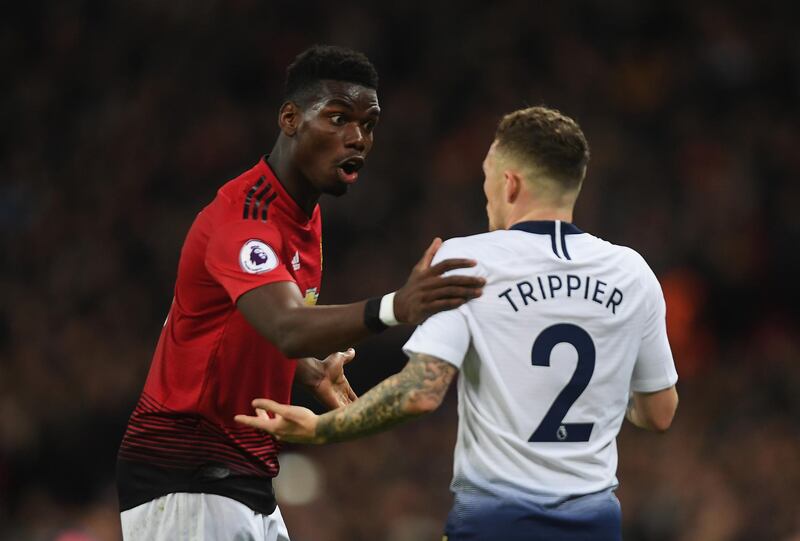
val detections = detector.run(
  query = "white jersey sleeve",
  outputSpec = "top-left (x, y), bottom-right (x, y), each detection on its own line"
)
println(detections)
top-left (630, 267), bottom-right (678, 392)
top-left (404, 240), bottom-right (476, 366)
top-left (403, 308), bottom-right (470, 368)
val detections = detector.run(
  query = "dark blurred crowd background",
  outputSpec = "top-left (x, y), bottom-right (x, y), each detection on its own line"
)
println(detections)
top-left (2, 1), bottom-right (799, 540)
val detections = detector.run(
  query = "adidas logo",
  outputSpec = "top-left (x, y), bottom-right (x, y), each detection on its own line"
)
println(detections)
top-left (291, 251), bottom-right (301, 271)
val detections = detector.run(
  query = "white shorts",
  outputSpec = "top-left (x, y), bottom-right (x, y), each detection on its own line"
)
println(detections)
top-left (120, 492), bottom-right (290, 541)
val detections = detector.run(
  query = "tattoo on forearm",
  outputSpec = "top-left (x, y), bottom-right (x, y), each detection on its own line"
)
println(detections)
top-left (316, 353), bottom-right (457, 443)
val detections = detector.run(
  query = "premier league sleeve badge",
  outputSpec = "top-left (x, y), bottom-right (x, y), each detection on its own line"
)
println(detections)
top-left (239, 239), bottom-right (279, 274)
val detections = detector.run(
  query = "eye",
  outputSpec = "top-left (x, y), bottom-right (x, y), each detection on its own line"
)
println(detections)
top-left (363, 119), bottom-right (377, 133)
top-left (330, 114), bottom-right (346, 125)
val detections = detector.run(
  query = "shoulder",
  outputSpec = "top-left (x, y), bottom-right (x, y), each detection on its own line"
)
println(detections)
top-left (432, 231), bottom-right (532, 281)
top-left (590, 236), bottom-right (662, 296)
top-left (215, 160), bottom-right (268, 207)
top-left (617, 245), bottom-right (660, 288)
top-left (205, 162), bottom-right (289, 237)
top-left (579, 232), bottom-right (655, 275)
top-left (433, 231), bottom-right (515, 263)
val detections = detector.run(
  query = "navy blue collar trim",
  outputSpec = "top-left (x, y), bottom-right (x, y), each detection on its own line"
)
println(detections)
top-left (510, 220), bottom-right (583, 235)
top-left (509, 220), bottom-right (582, 260)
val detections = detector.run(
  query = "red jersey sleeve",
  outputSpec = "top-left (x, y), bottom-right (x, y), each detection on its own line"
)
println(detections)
top-left (205, 220), bottom-right (295, 302)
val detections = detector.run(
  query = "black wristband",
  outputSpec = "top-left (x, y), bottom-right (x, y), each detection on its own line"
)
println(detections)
top-left (364, 296), bottom-right (388, 333)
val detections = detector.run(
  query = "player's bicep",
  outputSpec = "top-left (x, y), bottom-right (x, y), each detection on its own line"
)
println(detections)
top-left (237, 281), bottom-right (307, 345)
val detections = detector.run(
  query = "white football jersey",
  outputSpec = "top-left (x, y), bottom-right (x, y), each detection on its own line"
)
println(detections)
top-left (403, 220), bottom-right (677, 502)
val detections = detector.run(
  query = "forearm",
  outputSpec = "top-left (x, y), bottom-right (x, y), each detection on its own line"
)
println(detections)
top-left (315, 370), bottom-right (423, 443)
top-left (314, 353), bottom-right (455, 443)
top-left (279, 302), bottom-right (375, 358)
top-left (625, 402), bottom-right (652, 430)
top-left (240, 291), bottom-right (373, 358)
top-left (626, 387), bottom-right (678, 433)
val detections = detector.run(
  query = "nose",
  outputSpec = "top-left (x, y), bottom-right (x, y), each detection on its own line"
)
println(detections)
top-left (344, 124), bottom-right (367, 152)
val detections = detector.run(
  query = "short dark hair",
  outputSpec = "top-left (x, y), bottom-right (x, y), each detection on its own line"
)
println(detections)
top-left (495, 106), bottom-right (590, 189)
top-left (285, 45), bottom-right (378, 102)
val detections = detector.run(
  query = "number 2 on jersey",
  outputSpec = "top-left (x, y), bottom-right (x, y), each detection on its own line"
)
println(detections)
top-left (529, 323), bottom-right (596, 442)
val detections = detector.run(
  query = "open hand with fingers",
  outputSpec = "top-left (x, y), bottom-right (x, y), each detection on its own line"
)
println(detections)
top-left (235, 399), bottom-right (323, 444)
top-left (393, 238), bottom-right (485, 324)
top-left (294, 349), bottom-right (358, 410)
top-left (312, 349), bottom-right (358, 409)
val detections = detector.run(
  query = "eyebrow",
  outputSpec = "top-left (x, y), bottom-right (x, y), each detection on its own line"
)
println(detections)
top-left (323, 98), bottom-right (355, 110)
top-left (323, 98), bottom-right (381, 116)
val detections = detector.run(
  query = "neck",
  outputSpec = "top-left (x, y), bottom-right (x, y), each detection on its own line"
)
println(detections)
top-left (267, 138), bottom-right (320, 217)
top-left (505, 206), bottom-right (574, 229)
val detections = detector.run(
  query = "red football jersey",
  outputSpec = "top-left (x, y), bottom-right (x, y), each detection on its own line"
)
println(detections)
top-left (117, 157), bottom-right (321, 514)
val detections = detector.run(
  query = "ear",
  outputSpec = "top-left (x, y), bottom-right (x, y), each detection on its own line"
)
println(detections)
top-left (278, 101), bottom-right (300, 136)
top-left (504, 170), bottom-right (522, 204)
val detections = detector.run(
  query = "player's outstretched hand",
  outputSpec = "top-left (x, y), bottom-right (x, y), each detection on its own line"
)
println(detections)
top-left (394, 238), bottom-right (485, 324)
top-left (235, 399), bottom-right (323, 444)
top-left (313, 349), bottom-right (358, 409)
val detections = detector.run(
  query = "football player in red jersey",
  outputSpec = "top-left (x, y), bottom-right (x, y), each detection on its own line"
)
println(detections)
top-left (116, 45), bottom-right (485, 540)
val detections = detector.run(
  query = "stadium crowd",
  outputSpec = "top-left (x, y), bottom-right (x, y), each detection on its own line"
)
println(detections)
top-left (1, 1), bottom-right (798, 539)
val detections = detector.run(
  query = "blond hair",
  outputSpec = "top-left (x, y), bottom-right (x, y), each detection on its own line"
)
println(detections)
top-left (494, 106), bottom-right (590, 191)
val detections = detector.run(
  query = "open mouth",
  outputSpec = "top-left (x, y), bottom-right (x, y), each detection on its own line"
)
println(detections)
top-left (336, 156), bottom-right (365, 184)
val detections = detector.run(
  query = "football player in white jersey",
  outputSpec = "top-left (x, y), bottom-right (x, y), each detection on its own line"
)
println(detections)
top-left (236, 106), bottom-right (679, 540)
